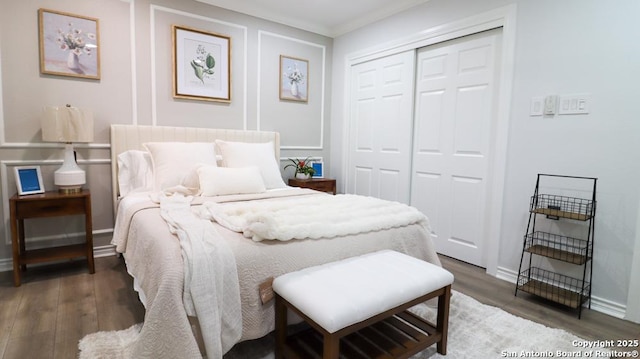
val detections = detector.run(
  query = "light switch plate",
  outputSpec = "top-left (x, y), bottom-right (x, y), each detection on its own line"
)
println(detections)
top-left (530, 96), bottom-right (543, 116)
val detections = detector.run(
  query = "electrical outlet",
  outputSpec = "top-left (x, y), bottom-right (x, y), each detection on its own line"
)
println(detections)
top-left (558, 94), bottom-right (590, 115)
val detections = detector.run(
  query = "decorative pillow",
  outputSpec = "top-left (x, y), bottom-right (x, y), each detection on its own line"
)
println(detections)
top-left (198, 165), bottom-right (266, 196)
top-left (215, 140), bottom-right (286, 189)
top-left (181, 163), bottom-right (209, 190)
top-left (143, 142), bottom-right (217, 191)
top-left (117, 150), bottom-right (153, 196)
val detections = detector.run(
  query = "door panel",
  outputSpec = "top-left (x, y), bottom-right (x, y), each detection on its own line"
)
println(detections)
top-left (348, 50), bottom-right (415, 203)
top-left (412, 172), bottom-right (441, 234)
top-left (411, 29), bottom-right (501, 267)
top-left (354, 167), bottom-right (373, 197)
top-left (355, 99), bottom-right (375, 151)
top-left (347, 30), bottom-right (501, 267)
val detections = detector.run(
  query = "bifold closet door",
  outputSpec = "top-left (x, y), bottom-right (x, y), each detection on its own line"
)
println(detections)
top-left (347, 50), bottom-right (415, 203)
top-left (410, 29), bottom-right (501, 267)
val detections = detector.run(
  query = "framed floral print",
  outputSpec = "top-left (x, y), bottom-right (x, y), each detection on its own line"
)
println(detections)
top-left (172, 25), bottom-right (231, 102)
top-left (280, 55), bottom-right (308, 102)
top-left (38, 8), bottom-right (100, 80)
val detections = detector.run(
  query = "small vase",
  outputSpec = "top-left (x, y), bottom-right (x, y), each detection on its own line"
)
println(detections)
top-left (295, 172), bottom-right (310, 180)
top-left (67, 52), bottom-right (80, 71)
top-left (290, 82), bottom-right (299, 97)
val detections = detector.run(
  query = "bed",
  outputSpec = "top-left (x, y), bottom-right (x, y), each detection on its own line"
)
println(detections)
top-left (109, 124), bottom-right (441, 358)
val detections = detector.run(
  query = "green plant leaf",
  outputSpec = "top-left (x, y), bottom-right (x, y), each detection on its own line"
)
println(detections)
top-left (285, 157), bottom-right (316, 175)
top-left (206, 54), bottom-right (215, 69)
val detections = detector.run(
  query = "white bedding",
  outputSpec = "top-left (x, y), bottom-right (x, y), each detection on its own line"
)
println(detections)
top-left (199, 193), bottom-right (428, 241)
top-left (112, 188), bottom-right (441, 358)
top-left (159, 194), bottom-right (241, 359)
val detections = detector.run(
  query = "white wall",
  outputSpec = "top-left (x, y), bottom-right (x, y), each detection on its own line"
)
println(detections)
top-left (330, 0), bottom-right (640, 317)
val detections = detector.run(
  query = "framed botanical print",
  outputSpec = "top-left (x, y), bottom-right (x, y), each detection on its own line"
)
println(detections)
top-left (38, 8), bottom-right (100, 79)
top-left (280, 55), bottom-right (308, 102)
top-left (172, 25), bottom-right (231, 102)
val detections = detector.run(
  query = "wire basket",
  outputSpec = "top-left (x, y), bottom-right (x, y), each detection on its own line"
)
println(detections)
top-left (530, 194), bottom-right (594, 221)
top-left (524, 232), bottom-right (591, 264)
top-left (517, 267), bottom-right (590, 309)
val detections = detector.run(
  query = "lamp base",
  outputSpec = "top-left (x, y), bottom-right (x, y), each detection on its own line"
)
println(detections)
top-left (55, 173), bottom-right (85, 194)
top-left (57, 186), bottom-right (83, 194)
top-left (54, 144), bottom-right (86, 193)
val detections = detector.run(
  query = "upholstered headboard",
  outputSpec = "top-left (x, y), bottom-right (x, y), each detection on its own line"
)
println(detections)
top-left (110, 124), bottom-right (281, 208)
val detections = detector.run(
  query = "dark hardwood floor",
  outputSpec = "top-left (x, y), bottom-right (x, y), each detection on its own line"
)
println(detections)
top-left (0, 255), bottom-right (638, 358)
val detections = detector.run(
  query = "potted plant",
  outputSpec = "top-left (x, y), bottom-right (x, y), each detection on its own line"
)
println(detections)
top-left (285, 157), bottom-right (315, 179)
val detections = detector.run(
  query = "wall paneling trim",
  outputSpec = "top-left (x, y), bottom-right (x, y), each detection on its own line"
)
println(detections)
top-left (257, 30), bottom-right (326, 149)
top-left (150, 5), bottom-right (248, 129)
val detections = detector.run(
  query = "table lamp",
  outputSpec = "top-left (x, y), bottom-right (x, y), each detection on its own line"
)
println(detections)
top-left (41, 105), bottom-right (94, 193)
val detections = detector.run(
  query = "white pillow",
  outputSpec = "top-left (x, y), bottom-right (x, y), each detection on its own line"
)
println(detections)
top-left (182, 163), bottom-right (208, 190)
top-left (182, 156), bottom-right (226, 189)
top-left (198, 165), bottom-right (266, 196)
top-left (117, 150), bottom-right (153, 196)
top-left (144, 142), bottom-right (217, 191)
top-left (215, 140), bottom-right (286, 189)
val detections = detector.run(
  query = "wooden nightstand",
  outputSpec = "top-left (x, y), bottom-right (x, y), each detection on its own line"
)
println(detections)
top-left (288, 178), bottom-right (336, 195)
top-left (9, 190), bottom-right (94, 287)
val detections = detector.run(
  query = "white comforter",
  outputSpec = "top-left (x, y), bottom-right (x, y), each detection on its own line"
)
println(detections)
top-left (112, 188), bottom-right (440, 358)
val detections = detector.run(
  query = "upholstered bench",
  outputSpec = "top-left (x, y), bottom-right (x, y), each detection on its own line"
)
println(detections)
top-left (273, 250), bottom-right (454, 359)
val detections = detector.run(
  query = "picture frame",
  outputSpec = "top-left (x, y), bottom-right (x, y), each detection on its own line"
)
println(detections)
top-left (38, 8), bottom-right (100, 80)
top-left (280, 55), bottom-right (308, 102)
top-left (172, 25), bottom-right (231, 102)
top-left (14, 166), bottom-right (45, 195)
top-left (312, 161), bottom-right (324, 178)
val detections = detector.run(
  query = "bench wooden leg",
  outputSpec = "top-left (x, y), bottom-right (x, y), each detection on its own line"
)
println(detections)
top-left (275, 294), bottom-right (287, 359)
top-left (323, 333), bottom-right (340, 359)
top-left (436, 284), bottom-right (452, 355)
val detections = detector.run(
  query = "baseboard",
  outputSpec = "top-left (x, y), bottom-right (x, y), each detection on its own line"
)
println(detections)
top-left (496, 266), bottom-right (518, 283)
top-left (590, 296), bottom-right (627, 319)
top-left (94, 244), bottom-right (118, 258)
top-left (495, 266), bottom-right (627, 319)
top-left (0, 244), bottom-right (117, 273)
top-left (0, 257), bottom-right (11, 273)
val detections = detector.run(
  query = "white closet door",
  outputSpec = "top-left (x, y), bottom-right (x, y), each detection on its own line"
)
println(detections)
top-left (347, 50), bottom-right (415, 203)
top-left (411, 30), bottom-right (501, 267)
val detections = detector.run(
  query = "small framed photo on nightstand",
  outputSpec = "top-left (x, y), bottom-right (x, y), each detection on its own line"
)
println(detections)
top-left (312, 161), bottom-right (323, 178)
top-left (14, 166), bottom-right (45, 195)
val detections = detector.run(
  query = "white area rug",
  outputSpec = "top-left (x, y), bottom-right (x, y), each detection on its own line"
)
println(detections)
top-left (79, 291), bottom-right (609, 358)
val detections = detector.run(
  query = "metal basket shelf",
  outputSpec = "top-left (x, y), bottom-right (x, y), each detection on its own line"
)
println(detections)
top-left (517, 267), bottom-right (590, 309)
top-left (530, 194), bottom-right (594, 221)
top-left (524, 231), bottom-right (591, 265)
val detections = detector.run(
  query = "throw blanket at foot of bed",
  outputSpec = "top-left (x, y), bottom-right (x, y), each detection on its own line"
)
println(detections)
top-left (159, 194), bottom-right (242, 358)
top-left (198, 194), bottom-right (430, 241)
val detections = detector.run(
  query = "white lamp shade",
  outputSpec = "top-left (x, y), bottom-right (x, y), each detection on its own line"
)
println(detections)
top-left (42, 105), bottom-right (94, 143)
